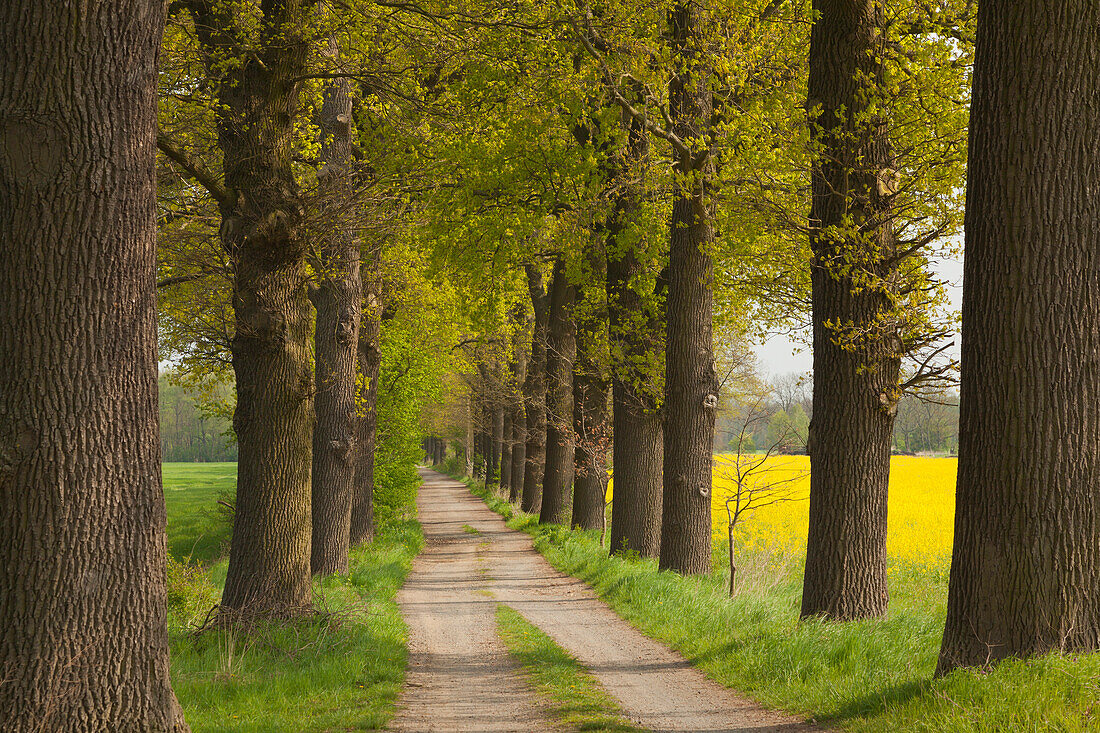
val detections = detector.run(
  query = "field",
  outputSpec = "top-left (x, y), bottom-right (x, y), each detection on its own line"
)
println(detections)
top-left (712, 455), bottom-right (958, 573)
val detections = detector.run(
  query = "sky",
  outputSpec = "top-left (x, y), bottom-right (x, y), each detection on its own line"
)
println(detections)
top-left (752, 250), bottom-right (965, 379)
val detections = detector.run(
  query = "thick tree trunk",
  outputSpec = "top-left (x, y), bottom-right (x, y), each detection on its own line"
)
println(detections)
top-left (492, 396), bottom-right (503, 488)
top-left (937, 0), bottom-right (1100, 674)
top-left (501, 411), bottom-right (512, 493)
top-left (466, 393), bottom-right (476, 476)
top-left (310, 74), bottom-right (361, 576)
top-left (0, 3), bottom-right (187, 728)
top-left (474, 426), bottom-right (487, 478)
top-left (800, 0), bottom-right (899, 621)
top-left (540, 258), bottom-right (577, 525)
top-left (607, 107), bottom-right (664, 558)
top-left (522, 264), bottom-right (551, 513)
top-left (659, 1), bottom-right (719, 574)
top-left (572, 246), bottom-right (611, 531)
top-left (349, 288), bottom-right (381, 547)
top-left (509, 326), bottom-right (528, 501)
top-left (510, 406), bottom-right (526, 501)
top-left (190, 0), bottom-right (315, 614)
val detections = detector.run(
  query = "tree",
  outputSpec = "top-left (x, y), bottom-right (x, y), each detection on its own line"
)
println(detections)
top-left (540, 257), bottom-right (577, 525)
top-left (161, 0), bottom-right (319, 614)
top-left (508, 334), bottom-right (528, 502)
top-left (606, 101), bottom-right (666, 559)
top-left (0, 2), bottom-right (188, 728)
top-left (572, 238), bottom-right (612, 531)
top-left (766, 404), bottom-right (808, 454)
top-left (658, 0), bottom-right (721, 574)
top-left (310, 62), bottom-right (362, 575)
top-left (721, 392), bottom-right (806, 596)
top-left (350, 290), bottom-right (384, 546)
top-left (522, 263), bottom-right (551, 513)
top-left (799, 0), bottom-right (971, 621)
top-left (800, 0), bottom-right (900, 621)
top-left (937, 0), bottom-right (1100, 674)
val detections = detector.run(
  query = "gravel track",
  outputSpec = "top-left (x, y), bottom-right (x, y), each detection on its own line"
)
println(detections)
top-left (388, 469), bottom-right (827, 733)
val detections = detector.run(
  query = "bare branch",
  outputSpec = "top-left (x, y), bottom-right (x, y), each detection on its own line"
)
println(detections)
top-left (157, 133), bottom-right (231, 206)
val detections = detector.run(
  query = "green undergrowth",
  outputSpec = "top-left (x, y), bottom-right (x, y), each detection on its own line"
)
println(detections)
top-left (164, 464), bottom-right (423, 732)
top-left (461, 475), bottom-right (1100, 733)
top-left (495, 605), bottom-right (646, 733)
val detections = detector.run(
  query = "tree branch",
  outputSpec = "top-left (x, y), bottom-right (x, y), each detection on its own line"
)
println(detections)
top-left (565, 12), bottom-right (691, 158)
top-left (157, 133), bottom-right (231, 206)
top-left (157, 272), bottom-right (219, 290)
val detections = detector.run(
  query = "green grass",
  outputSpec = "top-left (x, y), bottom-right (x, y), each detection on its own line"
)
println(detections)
top-left (495, 605), bottom-right (646, 733)
top-left (163, 462), bottom-right (236, 565)
top-left (464, 478), bottom-right (1100, 733)
top-left (164, 463), bottom-right (422, 732)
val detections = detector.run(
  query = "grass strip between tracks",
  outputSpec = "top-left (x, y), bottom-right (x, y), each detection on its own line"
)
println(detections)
top-left (496, 604), bottom-right (647, 733)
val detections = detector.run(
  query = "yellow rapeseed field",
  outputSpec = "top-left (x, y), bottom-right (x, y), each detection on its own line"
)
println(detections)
top-left (711, 455), bottom-right (957, 569)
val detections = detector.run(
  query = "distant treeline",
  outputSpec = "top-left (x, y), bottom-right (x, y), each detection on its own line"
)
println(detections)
top-left (159, 373), bottom-right (237, 462)
top-left (715, 373), bottom-right (960, 457)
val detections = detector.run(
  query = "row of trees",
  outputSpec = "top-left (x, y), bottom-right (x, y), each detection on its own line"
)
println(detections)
top-left (716, 372), bottom-right (959, 456)
top-left (3, 0), bottom-right (1100, 728)
top-left (159, 373), bottom-right (238, 461)
top-left (418, 0), bottom-right (1097, 682)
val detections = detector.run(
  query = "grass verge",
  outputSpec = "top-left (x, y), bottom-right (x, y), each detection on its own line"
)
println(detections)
top-left (460, 476), bottom-right (1100, 733)
top-left (495, 604), bottom-right (646, 733)
top-left (165, 464), bottom-right (422, 732)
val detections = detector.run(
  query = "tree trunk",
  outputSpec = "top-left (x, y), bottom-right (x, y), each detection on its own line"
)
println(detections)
top-left (465, 392), bottom-right (476, 476)
top-left (937, 0), bottom-right (1100, 674)
top-left (0, 2), bottom-right (188, 728)
top-left (540, 258), bottom-right (577, 525)
top-left (349, 286), bottom-right (381, 547)
top-left (522, 264), bottom-right (551, 513)
top-left (310, 73), bottom-right (361, 576)
top-left (485, 358), bottom-right (504, 492)
top-left (800, 0), bottom-right (899, 621)
top-left (189, 0), bottom-right (315, 614)
top-left (509, 324), bottom-right (528, 501)
top-left (572, 244), bottom-right (611, 531)
top-left (607, 104), bottom-right (664, 558)
top-left (510, 406), bottom-right (526, 501)
top-left (501, 411), bottom-right (512, 493)
top-left (659, 1), bottom-right (719, 575)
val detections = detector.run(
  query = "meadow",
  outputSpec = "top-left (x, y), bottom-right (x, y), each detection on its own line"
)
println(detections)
top-left (162, 463), bottom-right (419, 732)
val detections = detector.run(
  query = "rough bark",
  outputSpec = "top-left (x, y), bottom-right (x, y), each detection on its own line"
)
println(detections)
top-left (0, 2), bottom-right (188, 728)
top-left (483, 359), bottom-right (504, 492)
top-left (501, 411), bottom-right (513, 494)
top-left (540, 258), bottom-right (577, 526)
top-left (187, 0), bottom-right (315, 614)
top-left (310, 73), bottom-right (361, 576)
top-left (659, 1), bottom-right (719, 574)
top-left (937, 0), bottom-right (1100, 674)
top-left (349, 285), bottom-right (382, 547)
top-left (509, 338), bottom-right (528, 502)
top-left (572, 247), bottom-right (611, 531)
top-left (607, 103), bottom-right (664, 558)
top-left (522, 264), bottom-right (551, 513)
top-left (800, 0), bottom-right (899, 621)
top-left (465, 392), bottom-right (476, 476)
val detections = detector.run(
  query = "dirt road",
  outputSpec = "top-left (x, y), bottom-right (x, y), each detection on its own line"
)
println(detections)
top-left (388, 470), bottom-right (825, 733)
